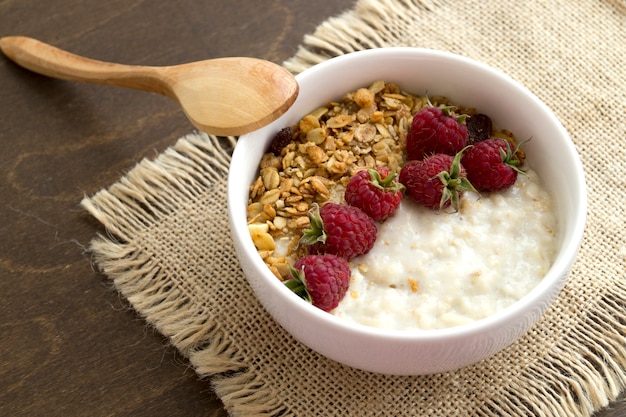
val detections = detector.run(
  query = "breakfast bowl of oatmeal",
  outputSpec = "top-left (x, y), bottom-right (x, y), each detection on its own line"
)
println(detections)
top-left (227, 48), bottom-right (587, 375)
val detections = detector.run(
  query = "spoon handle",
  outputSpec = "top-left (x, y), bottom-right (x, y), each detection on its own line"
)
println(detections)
top-left (0, 36), bottom-right (168, 95)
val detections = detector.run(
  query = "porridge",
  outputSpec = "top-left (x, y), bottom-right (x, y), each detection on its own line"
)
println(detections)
top-left (334, 170), bottom-right (557, 330)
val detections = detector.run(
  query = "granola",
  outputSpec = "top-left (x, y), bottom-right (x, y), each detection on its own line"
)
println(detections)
top-left (246, 81), bottom-right (514, 280)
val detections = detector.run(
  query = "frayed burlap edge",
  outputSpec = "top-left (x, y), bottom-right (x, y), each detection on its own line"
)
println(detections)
top-left (81, 133), bottom-right (237, 358)
top-left (283, 0), bottom-right (450, 73)
top-left (480, 290), bottom-right (626, 416)
top-left (82, 132), bottom-right (294, 416)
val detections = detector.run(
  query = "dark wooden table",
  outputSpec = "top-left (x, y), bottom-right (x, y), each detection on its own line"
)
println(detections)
top-left (1, 1), bottom-right (623, 416)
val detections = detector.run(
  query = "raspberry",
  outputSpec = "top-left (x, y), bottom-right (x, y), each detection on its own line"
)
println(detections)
top-left (406, 106), bottom-right (469, 160)
top-left (462, 138), bottom-right (525, 192)
top-left (344, 167), bottom-right (404, 221)
top-left (285, 254), bottom-right (351, 312)
top-left (300, 202), bottom-right (377, 260)
top-left (399, 150), bottom-right (476, 210)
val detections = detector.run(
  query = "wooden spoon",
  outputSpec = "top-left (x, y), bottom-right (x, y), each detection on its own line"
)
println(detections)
top-left (0, 36), bottom-right (298, 136)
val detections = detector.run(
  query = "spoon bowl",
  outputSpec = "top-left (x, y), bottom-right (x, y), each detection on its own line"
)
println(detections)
top-left (0, 36), bottom-right (299, 136)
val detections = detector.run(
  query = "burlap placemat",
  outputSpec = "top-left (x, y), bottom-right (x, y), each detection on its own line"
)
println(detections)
top-left (81, 0), bottom-right (626, 415)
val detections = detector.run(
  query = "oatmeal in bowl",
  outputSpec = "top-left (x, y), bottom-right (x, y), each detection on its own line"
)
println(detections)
top-left (228, 48), bottom-right (587, 375)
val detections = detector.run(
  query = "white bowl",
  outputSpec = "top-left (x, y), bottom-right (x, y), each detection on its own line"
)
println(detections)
top-left (228, 48), bottom-right (587, 375)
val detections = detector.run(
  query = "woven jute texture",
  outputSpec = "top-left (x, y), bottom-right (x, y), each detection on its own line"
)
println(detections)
top-left (82, 0), bottom-right (626, 416)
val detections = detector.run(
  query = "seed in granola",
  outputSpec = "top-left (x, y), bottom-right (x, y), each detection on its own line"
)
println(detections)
top-left (303, 167), bottom-right (319, 179)
top-left (327, 159), bottom-right (348, 175)
top-left (248, 201), bottom-right (263, 221)
top-left (249, 176), bottom-right (264, 200)
top-left (263, 203), bottom-right (277, 219)
top-left (299, 114), bottom-right (321, 135)
top-left (283, 207), bottom-right (299, 217)
top-left (356, 105), bottom-right (376, 123)
top-left (370, 111), bottom-right (385, 124)
top-left (293, 215), bottom-right (310, 228)
top-left (295, 202), bottom-right (310, 213)
top-left (354, 123), bottom-right (377, 143)
top-left (285, 195), bottom-right (303, 204)
top-left (306, 127), bottom-right (327, 145)
top-left (280, 177), bottom-right (294, 192)
top-left (382, 96), bottom-right (403, 109)
top-left (273, 216), bottom-right (288, 230)
top-left (282, 151), bottom-right (295, 170)
top-left (353, 87), bottom-right (375, 108)
top-left (368, 80), bottom-right (385, 95)
top-left (327, 114), bottom-right (356, 129)
top-left (259, 188), bottom-right (281, 205)
top-left (248, 223), bottom-right (276, 251)
top-left (273, 262), bottom-right (291, 280)
top-left (310, 176), bottom-right (331, 199)
top-left (309, 107), bottom-right (329, 120)
top-left (261, 166), bottom-right (280, 190)
top-left (375, 123), bottom-right (391, 138)
top-left (306, 145), bottom-right (329, 165)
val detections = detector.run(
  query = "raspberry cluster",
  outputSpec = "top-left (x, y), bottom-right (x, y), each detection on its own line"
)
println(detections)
top-left (286, 167), bottom-right (405, 312)
top-left (400, 106), bottom-right (525, 210)
top-left (285, 102), bottom-right (526, 313)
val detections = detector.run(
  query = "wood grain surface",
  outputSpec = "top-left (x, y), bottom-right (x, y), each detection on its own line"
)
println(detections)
top-left (0, 0), bottom-right (623, 416)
